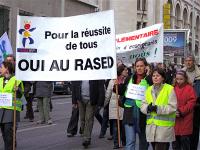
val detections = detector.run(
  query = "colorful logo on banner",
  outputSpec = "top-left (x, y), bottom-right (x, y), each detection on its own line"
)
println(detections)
top-left (19, 21), bottom-right (36, 48)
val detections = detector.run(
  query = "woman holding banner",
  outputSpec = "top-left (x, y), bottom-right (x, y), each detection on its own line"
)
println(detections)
top-left (119, 58), bottom-right (152, 150)
top-left (104, 64), bottom-right (128, 149)
top-left (140, 68), bottom-right (177, 150)
top-left (0, 61), bottom-right (24, 150)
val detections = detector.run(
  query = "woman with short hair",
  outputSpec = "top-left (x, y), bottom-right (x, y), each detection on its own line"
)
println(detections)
top-left (140, 68), bottom-right (177, 150)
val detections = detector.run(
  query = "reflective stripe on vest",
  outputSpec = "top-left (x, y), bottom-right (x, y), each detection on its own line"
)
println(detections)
top-left (145, 84), bottom-right (176, 127)
top-left (0, 76), bottom-right (24, 111)
top-left (124, 77), bottom-right (149, 108)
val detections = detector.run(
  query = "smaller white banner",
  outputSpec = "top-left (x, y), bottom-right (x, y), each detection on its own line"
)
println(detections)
top-left (116, 23), bottom-right (163, 66)
top-left (126, 84), bottom-right (146, 101)
top-left (0, 93), bottom-right (12, 106)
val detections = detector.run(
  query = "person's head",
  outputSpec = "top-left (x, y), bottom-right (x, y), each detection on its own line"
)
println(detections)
top-left (117, 60), bottom-right (123, 67)
top-left (152, 68), bottom-right (166, 86)
top-left (146, 63), bottom-right (152, 75)
top-left (184, 54), bottom-right (195, 69)
top-left (134, 58), bottom-right (147, 75)
top-left (117, 64), bottom-right (128, 77)
top-left (5, 54), bottom-right (15, 65)
top-left (175, 70), bottom-right (189, 86)
top-left (0, 61), bottom-right (14, 76)
top-left (156, 63), bottom-right (166, 70)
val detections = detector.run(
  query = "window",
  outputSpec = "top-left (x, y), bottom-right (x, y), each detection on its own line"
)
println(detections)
top-left (175, 4), bottom-right (181, 28)
top-left (174, 57), bottom-right (177, 64)
top-left (137, 0), bottom-right (141, 10)
top-left (137, 22), bottom-right (141, 29)
top-left (137, 22), bottom-right (146, 29)
top-left (181, 58), bottom-right (184, 64)
top-left (142, 22), bottom-right (147, 28)
top-left (0, 6), bottom-right (9, 36)
top-left (142, 0), bottom-right (147, 11)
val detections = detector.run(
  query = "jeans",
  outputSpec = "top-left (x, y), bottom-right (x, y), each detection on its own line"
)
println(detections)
top-left (172, 135), bottom-right (191, 150)
top-left (125, 124), bottom-right (148, 150)
top-left (125, 124), bottom-right (136, 150)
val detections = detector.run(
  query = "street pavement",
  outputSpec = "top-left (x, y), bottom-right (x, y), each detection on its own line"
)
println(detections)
top-left (0, 94), bottom-right (116, 150)
top-left (0, 94), bottom-right (199, 150)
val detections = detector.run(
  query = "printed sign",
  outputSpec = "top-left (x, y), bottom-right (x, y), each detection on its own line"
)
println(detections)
top-left (0, 93), bottom-right (12, 106)
top-left (125, 84), bottom-right (146, 101)
top-left (116, 24), bottom-right (163, 66)
top-left (16, 10), bottom-right (116, 81)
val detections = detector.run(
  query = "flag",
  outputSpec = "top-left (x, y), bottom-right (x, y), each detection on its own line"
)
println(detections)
top-left (0, 32), bottom-right (13, 64)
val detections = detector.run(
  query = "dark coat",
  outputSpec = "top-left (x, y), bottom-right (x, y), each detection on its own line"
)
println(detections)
top-left (118, 74), bottom-right (152, 132)
top-left (71, 80), bottom-right (105, 107)
top-left (34, 81), bottom-right (53, 98)
top-left (193, 79), bottom-right (200, 126)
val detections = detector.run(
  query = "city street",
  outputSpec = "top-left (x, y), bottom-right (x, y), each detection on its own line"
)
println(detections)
top-left (0, 94), bottom-right (114, 150)
top-left (0, 94), bottom-right (199, 150)
top-left (0, 0), bottom-right (200, 150)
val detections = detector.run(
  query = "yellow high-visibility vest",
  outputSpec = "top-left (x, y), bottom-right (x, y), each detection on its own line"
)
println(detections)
top-left (0, 76), bottom-right (24, 111)
top-left (145, 84), bottom-right (176, 127)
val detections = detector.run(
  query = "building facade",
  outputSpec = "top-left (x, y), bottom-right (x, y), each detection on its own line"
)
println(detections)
top-left (166, 0), bottom-right (200, 64)
top-left (1, 0), bottom-right (200, 64)
top-left (0, 0), bottom-right (98, 51)
top-left (100, 0), bottom-right (200, 64)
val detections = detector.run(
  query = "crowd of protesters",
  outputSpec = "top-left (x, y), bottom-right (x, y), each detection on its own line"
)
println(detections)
top-left (66, 54), bottom-right (200, 150)
top-left (0, 54), bottom-right (200, 150)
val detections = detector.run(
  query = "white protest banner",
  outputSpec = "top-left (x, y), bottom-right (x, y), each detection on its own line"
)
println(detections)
top-left (16, 10), bottom-right (116, 81)
top-left (0, 32), bottom-right (13, 64)
top-left (116, 23), bottom-right (163, 66)
top-left (0, 93), bottom-right (12, 107)
top-left (125, 84), bottom-right (146, 101)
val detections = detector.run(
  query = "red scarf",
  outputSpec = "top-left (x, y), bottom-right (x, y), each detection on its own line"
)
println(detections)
top-left (136, 74), bottom-right (145, 84)
top-left (117, 76), bottom-right (125, 84)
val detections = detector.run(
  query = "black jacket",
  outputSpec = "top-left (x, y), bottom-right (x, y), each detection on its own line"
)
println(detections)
top-left (118, 74), bottom-right (152, 132)
top-left (71, 80), bottom-right (105, 107)
top-left (34, 81), bottom-right (53, 98)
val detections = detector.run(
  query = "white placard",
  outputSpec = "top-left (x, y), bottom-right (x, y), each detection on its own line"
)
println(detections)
top-left (116, 23), bottom-right (163, 66)
top-left (0, 93), bottom-right (12, 106)
top-left (125, 84), bottom-right (146, 101)
top-left (16, 10), bottom-right (116, 81)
